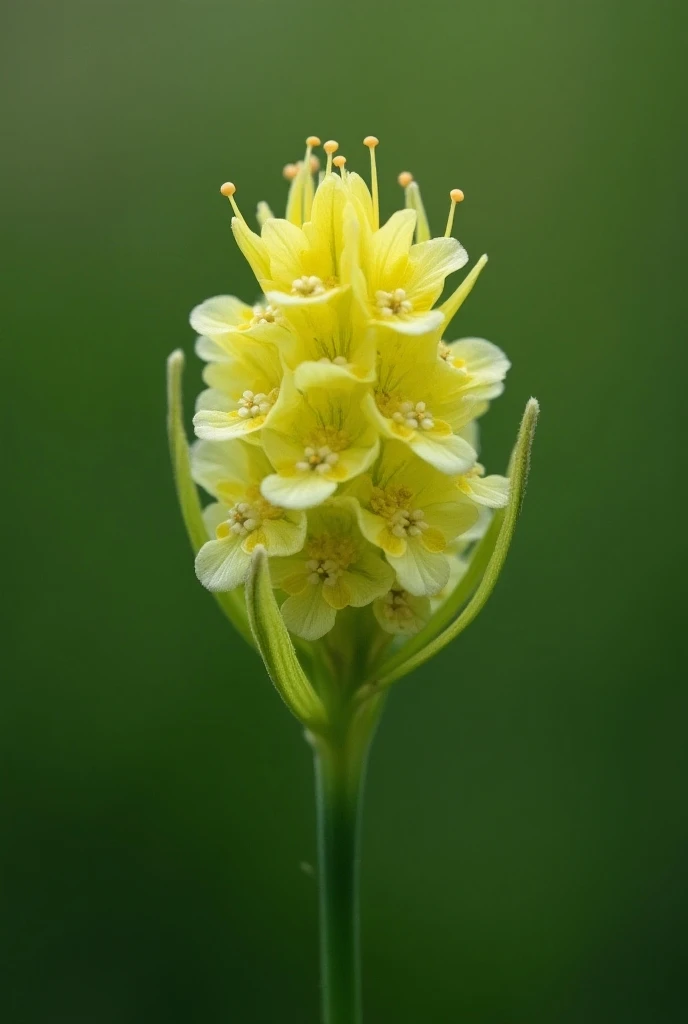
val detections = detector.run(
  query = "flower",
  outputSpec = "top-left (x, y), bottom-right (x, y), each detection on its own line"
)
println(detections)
top-left (259, 375), bottom-right (380, 510)
top-left (177, 133), bottom-right (525, 645)
top-left (437, 336), bottom-right (510, 403)
top-left (363, 333), bottom-right (480, 474)
top-left (373, 583), bottom-right (432, 635)
top-left (343, 440), bottom-right (478, 596)
top-left (193, 331), bottom-right (283, 442)
top-left (193, 439), bottom-right (306, 592)
top-left (270, 502), bottom-right (394, 640)
top-left (231, 171), bottom-right (350, 312)
top-left (349, 208), bottom-right (469, 336)
top-left (190, 294), bottom-right (289, 354)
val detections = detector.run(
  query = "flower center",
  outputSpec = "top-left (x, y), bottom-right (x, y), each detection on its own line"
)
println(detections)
top-left (295, 426), bottom-right (350, 474)
top-left (376, 288), bottom-right (413, 317)
top-left (218, 486), bottom-right (282, 536)
top-left (375, 392), bottom-right (435, 431)
top-left (250, 303), bottom-right (280, 326)
top-left (291, 275), bottom-right (326, 296)
top-left (392, 400), bottom-right (435, 430)
top-left (305, 533), bottom-right (358, 587)
top-left (295, 445), bottom-right (340, 474)
top-left (237, 387), bottom-right (279, 419)
top-left (369, 485), bottom-right (428, 538)
top-left (381, 588), bottom-right (415, 622)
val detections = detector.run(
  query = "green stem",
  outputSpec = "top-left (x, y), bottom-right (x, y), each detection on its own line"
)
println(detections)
top-left (314, 715), bottom-right (375, 1024)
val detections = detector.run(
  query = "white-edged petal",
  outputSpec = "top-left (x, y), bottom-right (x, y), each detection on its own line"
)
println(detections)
top-left (260, 472), bottom-right (337, 510)
top-left (408, 431), bottom-right (477, 475)
top-left (281, 587), bottom-right (337, 641)
top-left (387, 540), bottom-right (450, 597)
top-left (195, 535), bottom-right (251, 592)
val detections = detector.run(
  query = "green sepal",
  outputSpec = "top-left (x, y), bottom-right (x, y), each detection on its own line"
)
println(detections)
top-left (364, 397), bottom-right (539, 693)
top-left (166, 350), bottom-right (254, 648)
top-left (439, 253), bottom-right (488, 327)
top-left (246, 546), bottom-right (329, 731)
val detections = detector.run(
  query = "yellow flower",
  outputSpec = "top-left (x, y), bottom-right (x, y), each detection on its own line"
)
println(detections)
top-left (193, 440), bottom-right (306, 592)
top-left (193, 332), bottom-right (283, 442)
top-left (437, 336), bottom-right (511, 403)
top-left (175, 134), bottom-right (526, 642)
top-left (373, 583), bottom-right (432, 635)
top-left (272, 289), bottom-right (377, 391)
top-left (190, 294), bottom-right (289, 356)
top-left (228, 172), bottom-right (350, 313)
top-left (260, 375), bottom-right (380, 509)
top-left (363, 333), bottom-right (479, 474)
top-left (270, 502), bottom-right (394, 640)
top-left (456, 463), bottom-right (510, 508)
top-left (348, 205), bottom-right (469, 336)
top-left (344, 440), bottom-right (478, 595)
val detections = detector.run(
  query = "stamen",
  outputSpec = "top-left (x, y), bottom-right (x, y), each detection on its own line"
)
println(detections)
top-left (390, 400), bottom-right (435, 430)
top-left (296, 443), bottom-right (341, 474)
top-left (291, 275), bottom-right (326, 297)
top-left (219, 182), bottom-right (244, 221)
top-left (364, 136), bottom-right (380, 230)
top-left (301, 136), bottom-right (321, 221)
top-left (323, 139), bottom-right (339, 176)
top-left (397, 171), bottom-right (413, 188)
top-left (333, 154), bottom-right (347, 179)
top-left (444, 188), bottom-right (465, 237)
top-left (376, 288), bottom-right (413, 317)
top-left (283, 163), bottom-right (299, 180)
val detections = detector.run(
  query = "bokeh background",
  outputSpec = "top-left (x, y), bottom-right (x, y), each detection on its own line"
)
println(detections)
top-left (3, 0), bottom-right (686, 1020)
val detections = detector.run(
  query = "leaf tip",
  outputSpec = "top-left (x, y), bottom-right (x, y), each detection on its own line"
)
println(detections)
top-left (167, 348), bottom-right (185, 371)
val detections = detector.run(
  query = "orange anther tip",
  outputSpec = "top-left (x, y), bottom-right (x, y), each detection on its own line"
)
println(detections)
top-left (323, 140), bottom-right (339, 154)
top-left (306, 135), bottom-right (321, 147)
top-left (333, 155), bottom-right (347, 167)
top-left (363, 135), bottom-right (379, 148)
top-left (282, 163), bottom-right (299, 180)
top-left (450, 188), bottom-right (465, 203)
top-left (220, 182), bottom-right (236, 196)
top-left (310, 155), bottom-right (320, 172)
top-left (397, 171), bottom-right (414, 188)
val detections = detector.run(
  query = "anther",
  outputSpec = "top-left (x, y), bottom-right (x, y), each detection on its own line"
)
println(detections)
top-left (306, 135), bottom-right (321, 148)
top-left (323, 139), bottom-right (339, 176)
top-left (219, 181), bottom-right (243, 220)
top-left (397, 171), bottom-right (414, 188)
top-left (333, 154), bottom-right (347, 179)
top-left (444, 188), bottom-right (465, 237)
top-left (364, 136), bottom-right (380, 230)
top-left (283, 163), bottom-right (299, 180)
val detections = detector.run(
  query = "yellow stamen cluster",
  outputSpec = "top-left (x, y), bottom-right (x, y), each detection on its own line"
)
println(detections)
top-left (190, 135), bottom-right (512, 640)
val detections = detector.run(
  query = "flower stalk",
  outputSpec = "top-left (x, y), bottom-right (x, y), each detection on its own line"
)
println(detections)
top-left (314, 725), bottom-right (368, 1024)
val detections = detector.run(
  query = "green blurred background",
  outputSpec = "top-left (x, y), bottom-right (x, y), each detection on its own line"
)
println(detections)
top-left (3, 0), bottom-right (686, 1020)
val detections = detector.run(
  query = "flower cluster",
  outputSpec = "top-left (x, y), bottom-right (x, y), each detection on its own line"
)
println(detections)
top-left (190, 137), bottom-right (510, 642)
